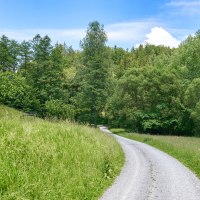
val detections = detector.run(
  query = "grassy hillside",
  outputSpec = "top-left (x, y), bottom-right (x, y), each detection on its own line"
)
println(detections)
top-left (111, 128), bottom-right (200, 179)
top-left (0, 105), bottom-right (124, 200)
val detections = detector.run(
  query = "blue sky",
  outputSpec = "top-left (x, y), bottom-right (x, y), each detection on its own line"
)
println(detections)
top-left (0, 0), bottom-right (200, 49)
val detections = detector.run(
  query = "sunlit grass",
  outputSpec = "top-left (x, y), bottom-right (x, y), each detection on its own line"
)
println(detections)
top-left (0, 105), bottom-right (124, 199)
top-left (111, 128), bottom-right (200, 179)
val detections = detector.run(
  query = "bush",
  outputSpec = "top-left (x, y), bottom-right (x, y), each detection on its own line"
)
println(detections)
top-left (0, 71), bottom-right (40, 112)
top-left (45, 100), bottom-right (75, 120)
top-left (191, 101), bottom-right (200, 136)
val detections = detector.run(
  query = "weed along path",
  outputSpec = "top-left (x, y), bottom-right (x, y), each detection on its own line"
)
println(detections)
top-left (100, 127), bottom-right (200, 200)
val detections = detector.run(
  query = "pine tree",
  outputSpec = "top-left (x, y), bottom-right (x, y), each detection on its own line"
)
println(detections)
top-left (0, 35), bottom-right (19, 72)
top-left (76, 21), bottom-right (109, 125)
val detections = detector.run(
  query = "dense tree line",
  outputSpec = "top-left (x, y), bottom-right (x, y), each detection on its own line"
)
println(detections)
top-left (1, 21), bottom-right (200, 136)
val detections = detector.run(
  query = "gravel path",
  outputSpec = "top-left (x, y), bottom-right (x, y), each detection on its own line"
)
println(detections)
top-left (100, 127), bottom-right (200, 200)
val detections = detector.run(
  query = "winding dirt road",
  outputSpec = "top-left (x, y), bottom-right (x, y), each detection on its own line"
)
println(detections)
top-left (100, 127), bottom-right (200, 200)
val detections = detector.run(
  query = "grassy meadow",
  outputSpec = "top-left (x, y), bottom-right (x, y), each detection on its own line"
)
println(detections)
top-left (111, 128), bottom-right (200, 179)
top-left (0, 105), bottom-right (124, 200)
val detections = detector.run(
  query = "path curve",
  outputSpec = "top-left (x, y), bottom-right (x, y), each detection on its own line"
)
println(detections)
top-left (100, 127), bottom-right (200, 200)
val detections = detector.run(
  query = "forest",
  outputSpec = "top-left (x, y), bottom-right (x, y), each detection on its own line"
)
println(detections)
top-left (1, 21), bottom-right (200, 137)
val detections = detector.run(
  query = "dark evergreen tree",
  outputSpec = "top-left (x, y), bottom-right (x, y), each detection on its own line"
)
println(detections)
top-left (19, 40), bottom-right (33, 71)
top-left (75, 21), bottom-right (109, 125)
top-left (0, 35), bottom-right (19, 72)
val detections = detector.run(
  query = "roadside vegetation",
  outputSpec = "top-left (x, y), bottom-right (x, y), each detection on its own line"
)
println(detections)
top-left (111, 128), bottom-right (200, 179)
top-left (1, 19), bottom-right (200, 197)
top-left (1, 21), bottom-right (200, 137)
top-left (0, 105), bottom-right (124, 200)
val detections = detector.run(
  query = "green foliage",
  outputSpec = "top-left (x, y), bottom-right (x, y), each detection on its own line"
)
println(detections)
top-left (0, 35), bottom-right (19, 72)
top-left (19, 40), bottom-right (33, 70)
top-left (184, 78), bottom-right (200, 109)
top-left (0, 105), bottom-right (124, 199)
top-left (107, 66), bottom-right (185, 134)
top-left (32, 34), bottom-right (52, 62)
top-left (191, 102), bottom-right (200, 136)
top-left (75, 21), bottom-right (110, 125)
top-left (183, 78), bottom-right (200, 133)
top-left (45, 100), bottom-right (75, 120)
top-left (110, 46), bottom-right (132, 78)
top-left (1, 23), bottom-right (200, 136)
top-left (172, 30), bottom-right (200, 80)
top-left (23, 61), bottom-right (64, 108)
top-left (131, 44), bottom-right (172, 67)
top-left (0, 71), bottom-right (38, 110)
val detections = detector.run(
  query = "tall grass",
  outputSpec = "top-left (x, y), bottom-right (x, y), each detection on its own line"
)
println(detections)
top-left (111, 128), bottom-right (200, 179)
top-left (0, 105), bottom-right (124, 200)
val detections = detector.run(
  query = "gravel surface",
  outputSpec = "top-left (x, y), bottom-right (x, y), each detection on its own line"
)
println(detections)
top-left (100, 127), bottom-right (200, 200)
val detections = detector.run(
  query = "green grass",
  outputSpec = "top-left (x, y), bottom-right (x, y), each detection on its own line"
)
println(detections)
top-left (111, 128), bottom-right (200, 179)
top-left (0, 105), bottom-right (124, 200)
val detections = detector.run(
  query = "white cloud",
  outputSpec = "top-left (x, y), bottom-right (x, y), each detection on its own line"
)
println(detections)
top-left (0, 20), bottom-right (159, 49)
top-left (105, 20), bottom-right (161, 48)
top-left (166, 0), bottom-right (200, 15)
top-left (0, 21), bottom-right (185, 49)
top-left (144, 27), bottom-right (180, 48)
top-left (106, 21), bottom-right (156, 41)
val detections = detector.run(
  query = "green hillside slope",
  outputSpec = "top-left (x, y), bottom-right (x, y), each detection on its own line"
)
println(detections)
top-left (0, 105), bottom-right (124, 200)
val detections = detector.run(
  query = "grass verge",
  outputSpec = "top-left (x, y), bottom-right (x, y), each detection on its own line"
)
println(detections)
top-left (111, 128), bottom-right (200, 179)
top-left (0, 105), bottom-right (124, 200)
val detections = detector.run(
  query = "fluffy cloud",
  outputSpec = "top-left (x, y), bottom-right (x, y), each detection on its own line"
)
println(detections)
top-left (106, 20), bottom-right (157, 41)
top-left (0, 22), bottom-right (183, 49)
top-left (105, 20), bottom-right (159, 48)
top-left (0, 19), bottom-right (160, 49)
top-left (144, 27), bottom-right (180, 48)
